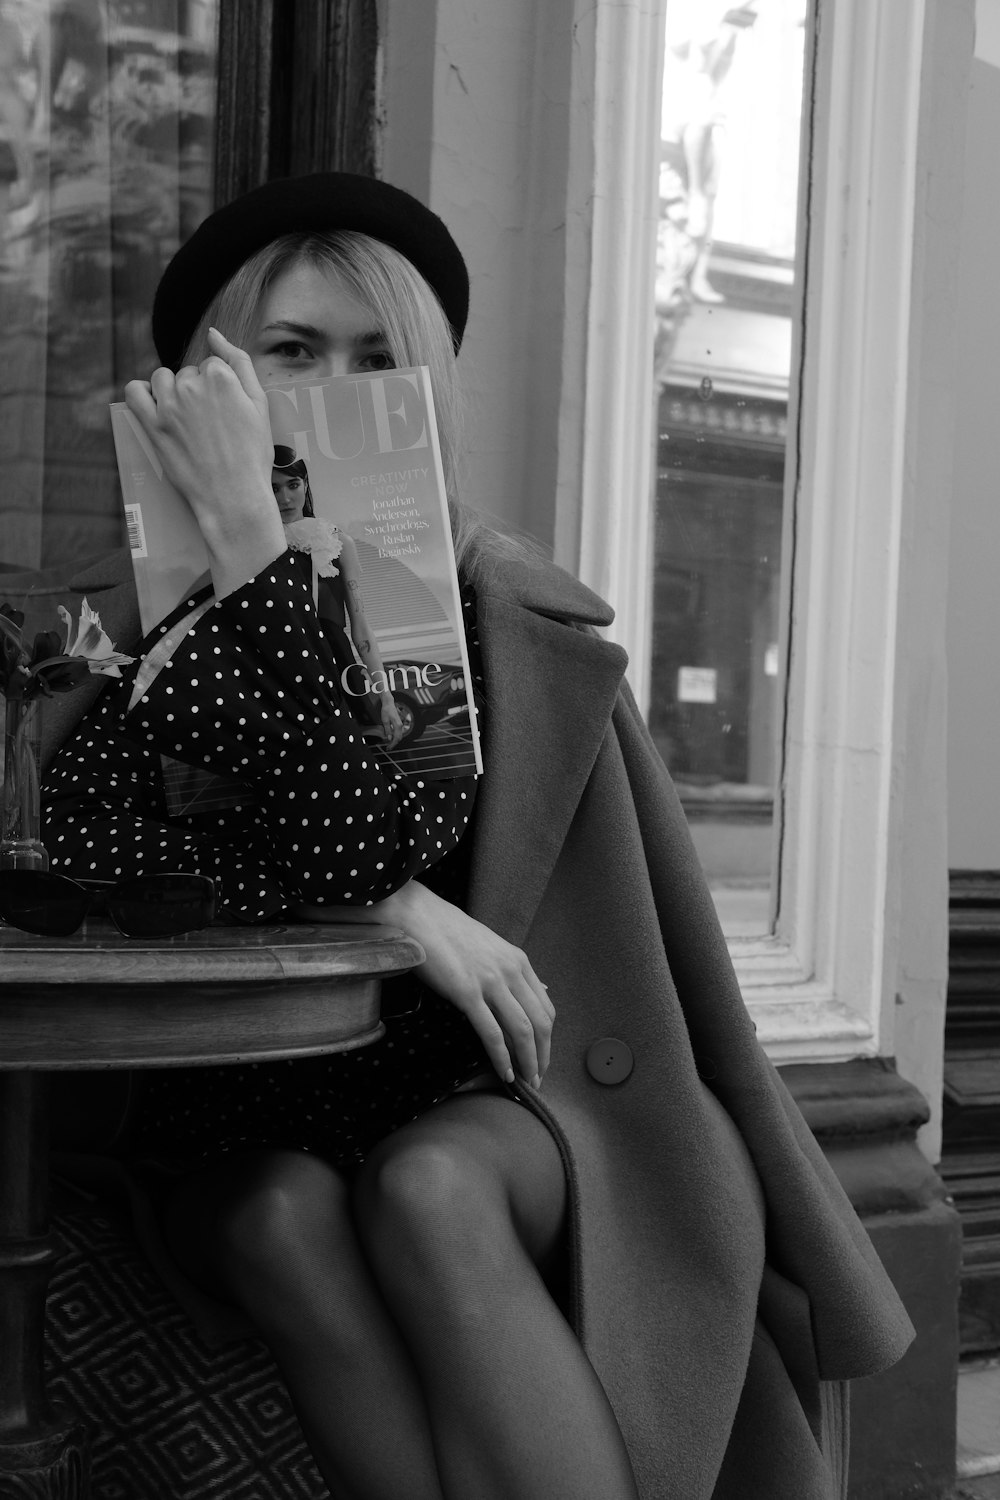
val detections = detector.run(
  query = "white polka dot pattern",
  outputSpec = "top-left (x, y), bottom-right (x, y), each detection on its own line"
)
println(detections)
top-left (42, 551), bottom-right (478, 923)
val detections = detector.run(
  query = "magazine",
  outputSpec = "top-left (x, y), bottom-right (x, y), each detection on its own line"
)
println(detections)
top-left (110, 366), bottom-right (482, 814)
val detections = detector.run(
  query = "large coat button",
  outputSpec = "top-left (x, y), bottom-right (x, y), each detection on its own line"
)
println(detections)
top-left (585, 1037), bottom-right (634, 1085)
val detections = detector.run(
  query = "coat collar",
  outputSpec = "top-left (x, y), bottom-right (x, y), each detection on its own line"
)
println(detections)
top-left (466, 546), bottom-right (628, 944)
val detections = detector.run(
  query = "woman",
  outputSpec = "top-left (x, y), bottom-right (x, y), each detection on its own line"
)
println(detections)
top-left (270, 444), bottom-right (314, 521)
top-left (43, 173), bottom-right (913, 1500)
top-left (271, 444), bottom-right (405, 748)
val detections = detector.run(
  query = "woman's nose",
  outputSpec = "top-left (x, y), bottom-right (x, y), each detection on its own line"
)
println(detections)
top-left (315, 351), bottom-right (354, 377)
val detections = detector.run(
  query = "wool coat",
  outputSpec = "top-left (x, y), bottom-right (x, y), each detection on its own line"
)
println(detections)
top-left (21, 541), bottom-right (915, 1500)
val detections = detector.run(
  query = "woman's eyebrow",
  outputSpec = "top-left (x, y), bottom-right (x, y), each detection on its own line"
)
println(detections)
top-left (259, 320), bottom-right (325, 339)
top-left (260, 320), bottom-right (386, 346)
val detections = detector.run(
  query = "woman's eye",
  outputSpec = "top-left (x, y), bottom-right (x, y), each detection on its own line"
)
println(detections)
top-left (270, 341), bottom-right (313, 361)
top-left (359, 350), bottom-right (395, 372)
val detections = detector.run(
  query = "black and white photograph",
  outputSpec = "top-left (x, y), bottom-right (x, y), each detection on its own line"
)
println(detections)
top-left (0, 1), bottom-right (996, 1497)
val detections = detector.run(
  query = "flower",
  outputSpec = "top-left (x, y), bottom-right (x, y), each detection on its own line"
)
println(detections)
top-left (58, 598), bottom-right (134, 676)
top-left (282, 518), bottom-right (342, 578)
top-left (0, 597), bottom-right (134, 703)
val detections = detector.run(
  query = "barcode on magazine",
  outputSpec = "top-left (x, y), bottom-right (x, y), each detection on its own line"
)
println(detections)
top-left (125, 503), bottom-right (147, 558)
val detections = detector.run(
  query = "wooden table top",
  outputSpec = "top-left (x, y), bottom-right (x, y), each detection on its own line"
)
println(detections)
top-left (0, 920), bottom-right (425, 1070)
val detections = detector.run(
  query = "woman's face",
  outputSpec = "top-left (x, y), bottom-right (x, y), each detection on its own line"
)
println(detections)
top-left (249, 261), bottom-right (395, 385)
top-left (271, 470), bottom-right (308, 523)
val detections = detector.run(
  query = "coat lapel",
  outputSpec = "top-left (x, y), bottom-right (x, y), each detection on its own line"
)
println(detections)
top-left (467, 554), bottom-right (628, 945)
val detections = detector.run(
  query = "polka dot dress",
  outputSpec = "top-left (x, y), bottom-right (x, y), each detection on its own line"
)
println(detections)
top-left (42, 549), bottom-right (492, 1168)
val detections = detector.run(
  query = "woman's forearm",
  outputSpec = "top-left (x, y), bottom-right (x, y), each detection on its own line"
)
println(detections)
top-left (295, 881), bottom-right (422, 928)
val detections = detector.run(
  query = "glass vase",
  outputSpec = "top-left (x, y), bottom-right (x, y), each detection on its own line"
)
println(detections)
top-left (1, 694), bottom-right (49, 872)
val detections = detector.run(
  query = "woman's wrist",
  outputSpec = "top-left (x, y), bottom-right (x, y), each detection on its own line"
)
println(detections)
top-left (204, 500), bottom-right (287, 600)
top-left (376, 880), bottom-right (423, 925)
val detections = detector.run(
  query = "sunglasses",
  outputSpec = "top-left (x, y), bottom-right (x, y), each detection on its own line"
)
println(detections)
top-left (0, 871), bottom-right (218, 938)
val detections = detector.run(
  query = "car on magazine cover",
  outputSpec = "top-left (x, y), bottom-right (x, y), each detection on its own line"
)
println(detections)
top-left (352, 660), bottom-right (470, 745)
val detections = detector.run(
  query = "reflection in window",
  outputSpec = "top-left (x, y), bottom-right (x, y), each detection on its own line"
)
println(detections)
top-left (651, 0), bottom-right (808, 935)
top-left (0, 0), bottom-right (218, 571)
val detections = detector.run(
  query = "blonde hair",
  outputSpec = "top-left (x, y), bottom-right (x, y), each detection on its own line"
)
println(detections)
top-left (183, 229), bottom-right (535, 581)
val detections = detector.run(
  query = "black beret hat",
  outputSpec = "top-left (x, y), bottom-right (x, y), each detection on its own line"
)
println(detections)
top-left (152, 172), bottom-right (470, 369)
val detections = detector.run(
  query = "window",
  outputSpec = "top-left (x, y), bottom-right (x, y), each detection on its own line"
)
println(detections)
top-left (0, 0), bottom-right (219, 571)
top-left (0, 0), bottom-right (377, 574)
top-left (561, 0), bottom-right (935, 1064)
top-left (651, 0), bottom-right (808, 939)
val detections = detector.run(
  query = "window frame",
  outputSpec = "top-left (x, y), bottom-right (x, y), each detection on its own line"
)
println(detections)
top-left (214, 0), bottom-right (377, 203)
top-left (560, 0), bottom-right (932, 1064)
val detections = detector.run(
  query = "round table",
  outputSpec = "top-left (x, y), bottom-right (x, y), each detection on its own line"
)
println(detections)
top-left (0, 919), bottom-right (423, 1498)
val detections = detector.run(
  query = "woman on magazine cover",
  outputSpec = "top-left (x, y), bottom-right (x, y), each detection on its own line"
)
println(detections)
top-left (42, 173), bottom-right (913, 1500)
top-left (271, 443), bottom-right (404, 747)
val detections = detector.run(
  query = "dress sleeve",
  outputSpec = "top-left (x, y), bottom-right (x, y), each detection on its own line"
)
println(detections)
top-left (43, 691), bottom-right (291, 920)
top-left (44, 549), bottom-right (477, 916)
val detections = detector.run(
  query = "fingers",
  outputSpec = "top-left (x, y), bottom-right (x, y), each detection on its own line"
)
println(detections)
top-left (381, 703), bottom-right (404, 747)
top-left (127, 361), bottom-right (234, 422)
top-left (511, 969), bottom-right (554, 1078)
top-left (477, 953), bottom-right (554, 1089)
top-left (206, 326), bottom-right (266, 402)
top-left (465, 1001), bottom-right (520, 1087)
top-left (123, 376), bottom-right (156, 425)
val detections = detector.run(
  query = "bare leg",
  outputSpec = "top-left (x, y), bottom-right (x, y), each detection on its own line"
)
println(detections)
top-left (353, 1092), bottom-right (640, 1500)
top-left (160, 1149), bottom-right (444, 1500)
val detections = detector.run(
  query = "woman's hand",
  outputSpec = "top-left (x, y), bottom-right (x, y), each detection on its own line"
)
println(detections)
top-left (124, 328), bottom-right (285, 598)
top-left (379, 694), bottom-right (406, 748)
top-left (295, 881), bottom-right (555, 1088)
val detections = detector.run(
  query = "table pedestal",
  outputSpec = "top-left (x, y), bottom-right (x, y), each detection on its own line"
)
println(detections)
top-left (0, 1072), bottom-right (89, 1497)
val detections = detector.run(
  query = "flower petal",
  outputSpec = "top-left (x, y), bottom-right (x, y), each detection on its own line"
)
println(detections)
top-left (86, 651), bottom-right (134, 678)
top-left (64, 599), bottom-right (118, 660)
top-left (57, 604), bottom-right (75, 653)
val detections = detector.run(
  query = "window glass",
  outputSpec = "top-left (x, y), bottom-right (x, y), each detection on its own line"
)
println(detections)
top-left (0, 0), bottom-right (218, 571)
top-left (651, 0), bottom-right (808, 936)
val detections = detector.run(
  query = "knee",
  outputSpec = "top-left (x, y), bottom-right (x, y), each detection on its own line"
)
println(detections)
top-left (214, 1149), bottom-right (351, 1290)
top-left (354, 1136), bottom-right (505, 1281)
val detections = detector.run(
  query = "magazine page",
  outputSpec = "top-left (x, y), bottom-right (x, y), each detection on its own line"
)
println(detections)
top-left (265, 366), bottom-right (482, 781)
top-left (110, 366), bottom-right (481, 807)
top-left (110, 403), bottom-right (211, 633)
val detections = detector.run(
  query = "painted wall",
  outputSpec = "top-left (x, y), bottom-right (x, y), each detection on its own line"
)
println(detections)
top-left (946, 30), bottom-right (1000, 869)
top-left (894, 0), bottom-right (974, 1161)
top-left (377, 0), bottom-right (576, 551)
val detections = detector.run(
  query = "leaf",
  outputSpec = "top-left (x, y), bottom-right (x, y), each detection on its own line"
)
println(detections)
top-left (27, 655), bottom-right (92, 695)
top-left (0, 610), bottom-right (25, 647)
